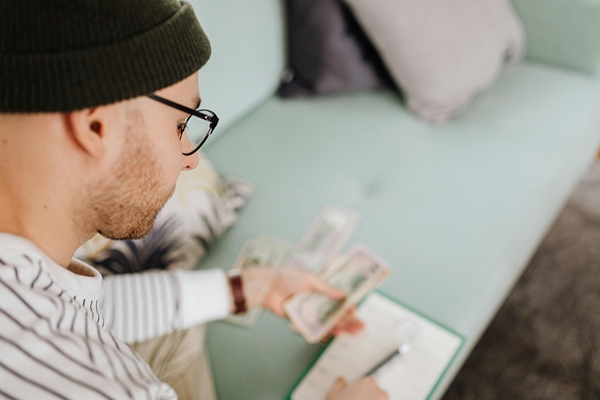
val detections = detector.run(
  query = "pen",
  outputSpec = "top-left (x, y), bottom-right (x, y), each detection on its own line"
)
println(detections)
top-left (364, 343), bottom-right (412, 377)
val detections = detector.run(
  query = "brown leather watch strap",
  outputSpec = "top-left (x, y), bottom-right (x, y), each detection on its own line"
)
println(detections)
top-left (228, 272), bottom-right (247, 314)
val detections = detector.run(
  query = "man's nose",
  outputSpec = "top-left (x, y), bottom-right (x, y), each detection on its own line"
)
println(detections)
top-left (180, 130), bottom-right (200, 170)
top-left (182, 151), bottom-right (200, 171)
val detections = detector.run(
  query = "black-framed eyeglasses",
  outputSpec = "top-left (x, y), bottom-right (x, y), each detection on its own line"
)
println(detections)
top-left (147, 94), bottom-right (219, 156)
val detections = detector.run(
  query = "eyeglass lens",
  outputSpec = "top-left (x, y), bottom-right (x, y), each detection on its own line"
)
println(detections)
top-left (182, 113), bottom-right (213, 153)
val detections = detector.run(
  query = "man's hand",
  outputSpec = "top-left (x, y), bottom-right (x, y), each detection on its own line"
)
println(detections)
top-left (329, 308), bottom-right (363, 336)
top-left (326, 377), bottom-right (388, 400)
top-left (238, 267), bottom-right (365, 336)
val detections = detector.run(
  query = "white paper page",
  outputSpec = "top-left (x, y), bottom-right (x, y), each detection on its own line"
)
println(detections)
top-left (291, 293), bottom-right (463, 400)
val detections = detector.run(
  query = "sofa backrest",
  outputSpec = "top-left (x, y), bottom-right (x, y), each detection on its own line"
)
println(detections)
top-left (188, 0), bottom-right (599, 140)
top-left (511, 0), bottom-right (600, 76)
top-left (188, 0), bottom-right (286, 134)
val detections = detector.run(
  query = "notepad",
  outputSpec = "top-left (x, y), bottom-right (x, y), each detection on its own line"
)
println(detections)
top-left (289, 292), bottom-right (465, 400)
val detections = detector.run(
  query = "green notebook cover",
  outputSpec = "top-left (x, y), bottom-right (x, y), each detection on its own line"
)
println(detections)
top-left (286, 290), bottom-right (466, 400)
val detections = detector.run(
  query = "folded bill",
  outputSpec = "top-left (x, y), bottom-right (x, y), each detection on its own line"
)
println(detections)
top-left (287, 205), bottom-right (360, 273)
top-left (224, 235), bottom-right (293, 328)
top-left (284, 244), bottom-right (390, 343)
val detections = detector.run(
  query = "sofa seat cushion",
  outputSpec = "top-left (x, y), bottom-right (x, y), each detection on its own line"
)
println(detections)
top-left (201, 62), bottom-right (600, 400)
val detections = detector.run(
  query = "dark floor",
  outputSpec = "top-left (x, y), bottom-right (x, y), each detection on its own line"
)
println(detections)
top-left (443, 163), bottom-right (600, 400)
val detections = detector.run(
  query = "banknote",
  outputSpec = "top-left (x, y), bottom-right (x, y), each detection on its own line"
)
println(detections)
top-left (287, 205), bottom-right (360, 273)
top-left (224, 235), bottom-right (293, 328)
top-left (284, 244), bottom-right (390, 343)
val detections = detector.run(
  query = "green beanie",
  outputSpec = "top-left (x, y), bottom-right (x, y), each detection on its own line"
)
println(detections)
top-left (0, 0), bottom-right (211, 113)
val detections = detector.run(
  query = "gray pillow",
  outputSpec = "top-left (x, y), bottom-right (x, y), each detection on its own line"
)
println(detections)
top-left (344, 0), bottom-right (526, 124)
top-left (278, 0), bottom-right (392, 97)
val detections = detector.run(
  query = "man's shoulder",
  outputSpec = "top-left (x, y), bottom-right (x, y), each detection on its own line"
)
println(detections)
top-left (0, 234), bottom-right (62, 317)
top-left (0, 245), bottom-right (172, 399)
top-left (0, 245), bottom-right (58, 316)
top-left (0, 246), bottom-right (45, 286)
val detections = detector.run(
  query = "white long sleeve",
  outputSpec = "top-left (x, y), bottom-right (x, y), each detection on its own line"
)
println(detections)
top-left (173, 269), bottom-right (231, 329)
top-left (101, 268), bottom-right (230, 344)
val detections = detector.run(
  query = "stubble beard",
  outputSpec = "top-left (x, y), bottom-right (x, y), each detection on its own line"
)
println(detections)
top-left (84, 111), bottom-right (176, 241)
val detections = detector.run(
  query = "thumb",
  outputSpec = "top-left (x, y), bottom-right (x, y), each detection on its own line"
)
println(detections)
top-left (330, 377), bottom-right (347, 393)
top-left (311, 277), bottom-right (346, 300)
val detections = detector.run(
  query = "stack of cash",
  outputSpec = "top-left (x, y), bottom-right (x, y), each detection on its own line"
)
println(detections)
top-left (225, 205), bottom-right (390, 343)
top-left (287, 205), bottom-right (360, 273)
top-left (285, 244), bottom-right (390, 343)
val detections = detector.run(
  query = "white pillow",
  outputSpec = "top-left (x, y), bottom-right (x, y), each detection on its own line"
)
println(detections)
top-left (343, 0), bottom-right (526, 124)
top-left (75, 152), bottom-right (252, 275)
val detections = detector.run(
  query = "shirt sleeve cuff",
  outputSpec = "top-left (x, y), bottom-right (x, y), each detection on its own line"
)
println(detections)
top-left (174, 269), bottom-right (231, 328)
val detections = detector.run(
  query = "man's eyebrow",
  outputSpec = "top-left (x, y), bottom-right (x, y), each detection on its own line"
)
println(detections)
top-left (192, 96), bottom-right (201, 110)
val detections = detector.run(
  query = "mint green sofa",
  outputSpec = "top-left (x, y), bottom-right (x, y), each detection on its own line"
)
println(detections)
top-left (189, 1), bottom-right (600, 398)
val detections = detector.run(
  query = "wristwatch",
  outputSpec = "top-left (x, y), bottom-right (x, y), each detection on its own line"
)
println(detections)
top-left (227, 269), bottom-right (247, 314)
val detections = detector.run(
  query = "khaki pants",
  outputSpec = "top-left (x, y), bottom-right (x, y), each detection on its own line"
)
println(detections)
top-left (131, 325), bottom-right (217, 400)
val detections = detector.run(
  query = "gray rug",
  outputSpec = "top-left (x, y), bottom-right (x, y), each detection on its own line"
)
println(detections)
top-left (443, 163), bottom-right (600, 400)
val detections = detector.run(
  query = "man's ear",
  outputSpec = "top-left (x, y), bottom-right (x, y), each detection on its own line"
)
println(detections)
top-left (62, 108), bottom-right (106, 159)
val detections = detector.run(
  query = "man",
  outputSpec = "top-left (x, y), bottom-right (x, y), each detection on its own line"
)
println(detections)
top-left (0, 1), bottom-right (388, 399)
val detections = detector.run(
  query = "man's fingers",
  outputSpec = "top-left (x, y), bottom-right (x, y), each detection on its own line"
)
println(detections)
top-left (349, 318), bottom-right (365, 332)
top-left (310, 276), bottom-right (346, 299)
top-left (331, 322), bottom-right (362, 336)
top-left (362, 377), bottom-right (379, 388)
top-left (331, 316), bottom-right (362, 335)
top-left (343, 308), bottom-right (365, 330)
top-left (332, 308), bottom-right (365, 334)
top-left (331, 377), bottom-right (347, 392)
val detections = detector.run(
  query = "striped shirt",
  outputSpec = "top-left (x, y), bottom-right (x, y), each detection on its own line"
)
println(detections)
top-left (0, 233), bottom-right (230, 399)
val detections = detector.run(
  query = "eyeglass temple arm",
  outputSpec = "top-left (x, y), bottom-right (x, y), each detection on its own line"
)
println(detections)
top-left (147, 94), bottom-right (219, 128)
